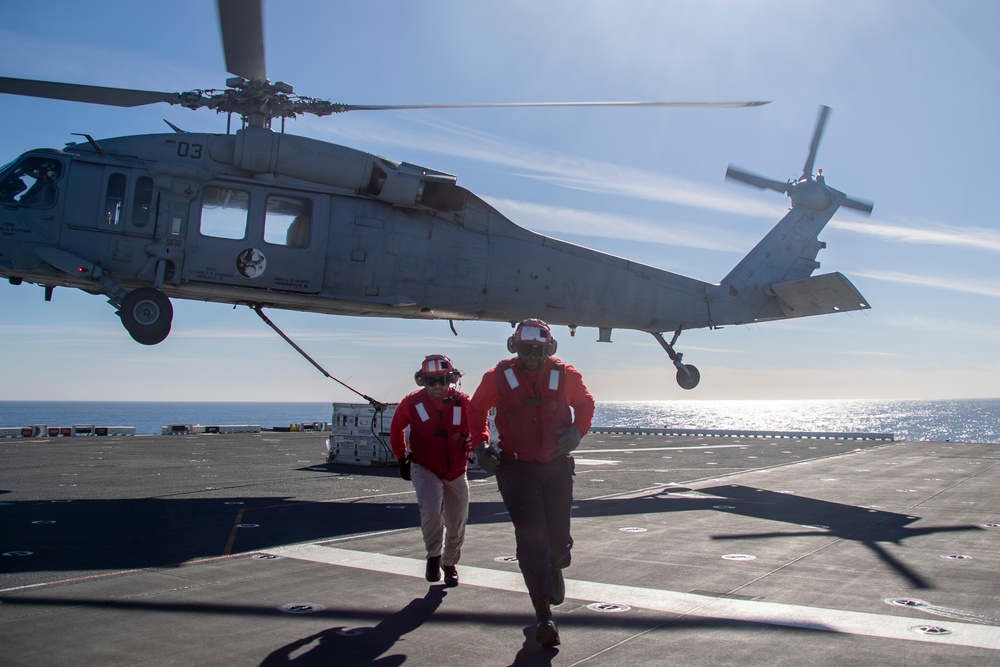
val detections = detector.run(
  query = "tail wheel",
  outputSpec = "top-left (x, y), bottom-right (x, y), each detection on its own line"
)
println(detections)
top-left (119, 287), bottom-right (173, 345)
top-left (676, 364), bottom-right (700, 390)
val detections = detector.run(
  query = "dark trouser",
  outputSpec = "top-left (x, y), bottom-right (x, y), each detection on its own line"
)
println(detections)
top-left (496, 455), bottom-right (573, 603)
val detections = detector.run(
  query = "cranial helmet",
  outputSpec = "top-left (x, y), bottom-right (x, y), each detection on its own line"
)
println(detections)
top-left (507, 318), bottom-right (557, 356)
top-left (414, 354), bottom-right (463, 386)
top-left (30, 162), bottom-right (57, 179)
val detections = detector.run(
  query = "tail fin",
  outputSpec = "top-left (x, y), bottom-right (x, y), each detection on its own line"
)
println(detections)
top-left (717, 105), bottom-right (872, 325)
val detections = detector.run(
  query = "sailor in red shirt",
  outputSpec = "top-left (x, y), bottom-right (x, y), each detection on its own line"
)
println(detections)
top-left (390, 354), bottom-right (472, 587)
top-left (469, 319), bottom-right (595, 648)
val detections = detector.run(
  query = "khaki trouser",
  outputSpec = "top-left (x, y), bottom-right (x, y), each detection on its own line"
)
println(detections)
top-left (411, 462), bottom-right (470, 567)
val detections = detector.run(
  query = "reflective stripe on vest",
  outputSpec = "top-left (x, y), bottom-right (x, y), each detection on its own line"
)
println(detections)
top-left (549, 369), bottom-right (560, 391)
top-left (505, 365), bottom-right (559, 392)
top-left (415, 402), bottom-right (431, 422)
top-left (504, 367), bottom-right (519, 390)
top-left (452, 406), bottom-right (462, 426)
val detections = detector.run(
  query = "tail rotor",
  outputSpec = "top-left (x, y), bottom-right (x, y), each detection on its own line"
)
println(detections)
top-left (726, 105), bottom-right (873, 216)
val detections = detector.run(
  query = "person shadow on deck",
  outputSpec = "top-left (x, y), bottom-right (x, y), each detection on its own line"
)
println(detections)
top-left (260, 586), bottom-right (447, 666)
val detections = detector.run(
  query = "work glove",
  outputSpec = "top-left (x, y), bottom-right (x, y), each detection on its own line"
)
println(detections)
top-left (397, 456), bottom-right (411, 481)
top-left (556, 427), bottom-right (583, 454)
top-left (474, 442), bottom-right (500, 473)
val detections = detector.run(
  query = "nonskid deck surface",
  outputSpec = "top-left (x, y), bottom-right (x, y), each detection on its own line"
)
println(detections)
top-left (1, 432), bottom-right (998, 666)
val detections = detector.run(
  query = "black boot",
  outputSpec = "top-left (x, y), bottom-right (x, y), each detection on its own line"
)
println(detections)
top-left (532, 597), bottom-right (560, 647)
top-left (551, 566), bottom-right (565, 606)
top-left (442, 564), bottom-right (459, 587)
top-left (425, 556), bottom-right (441, 582)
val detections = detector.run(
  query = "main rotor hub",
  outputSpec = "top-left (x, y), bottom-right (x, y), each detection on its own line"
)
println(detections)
top-left (175, 78), bottom-right (346, 128)
top-left (789, 178), bottom-right (836, 211)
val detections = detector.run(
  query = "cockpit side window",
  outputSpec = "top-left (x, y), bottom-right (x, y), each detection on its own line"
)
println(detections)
top-left (0, 156), bottom-right (62, 208)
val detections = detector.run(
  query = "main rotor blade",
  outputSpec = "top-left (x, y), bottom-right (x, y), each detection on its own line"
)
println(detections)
top-left (332, 100), bottom-right (770, 112)
top-left (0, 76), bottom-right (178, 108)
top-left (725, 165), bottom-right (788, 194)
top-left (218, 0), bottom-right (266, 82)
top-left (802, 105), bottom-right (830, 179)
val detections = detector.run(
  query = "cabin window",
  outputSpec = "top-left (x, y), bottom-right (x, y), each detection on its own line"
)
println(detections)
top-left (104, 173), bottom-right (127, 225)
top-left (264, 195), bottom-right (312, 248)
top-left (131, 176), bottom-right (155, 228)
top-left (0, 156), bottom-right (62, 208)
top-left (200, 186), bottom-right (249, 240)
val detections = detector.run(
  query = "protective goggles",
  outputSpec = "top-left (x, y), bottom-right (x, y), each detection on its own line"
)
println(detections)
top-left (516, 343), bottom-right (546, 357)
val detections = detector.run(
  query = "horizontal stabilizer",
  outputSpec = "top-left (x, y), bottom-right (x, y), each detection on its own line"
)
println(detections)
top-left (764, 272), bottom-right (870, 320)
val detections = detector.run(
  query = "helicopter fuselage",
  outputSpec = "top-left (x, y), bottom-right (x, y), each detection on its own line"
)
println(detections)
top-left (1, 122), bottom-right (869, 388)
top-left (1, 128), bottom-right (729, 329)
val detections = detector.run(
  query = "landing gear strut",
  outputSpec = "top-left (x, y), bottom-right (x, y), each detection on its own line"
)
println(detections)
top-left (652, 329), bottom-right (700, 390)
top-left (119, 287), bottom-right (173, 345)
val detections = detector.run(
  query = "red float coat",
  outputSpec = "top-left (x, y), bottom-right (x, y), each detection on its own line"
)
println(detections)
top-left (469, 357), bottom-right (595, 463)
top-left (390, 388), bottom-right (472, 481)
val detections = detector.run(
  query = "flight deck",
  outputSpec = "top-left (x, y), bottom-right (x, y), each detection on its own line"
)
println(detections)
top-left (1, 431), bottom-right (998, 665)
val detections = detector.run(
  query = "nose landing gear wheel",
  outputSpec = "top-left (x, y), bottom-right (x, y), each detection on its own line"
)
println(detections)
top-left (119, 287), bottom-right (172, 345)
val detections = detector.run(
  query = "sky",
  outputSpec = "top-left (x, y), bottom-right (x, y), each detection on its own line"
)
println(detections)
top-left (1, 0), bottom-right (998, 404)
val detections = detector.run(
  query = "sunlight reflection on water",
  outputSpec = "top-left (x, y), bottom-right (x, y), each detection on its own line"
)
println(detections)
top-left (594, 398), bottom-right (1000, 444)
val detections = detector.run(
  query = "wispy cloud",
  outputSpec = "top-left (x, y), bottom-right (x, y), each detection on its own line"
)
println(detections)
top-left (893, 315), bottom-right (1000, 339)
top-left (482, 197), bottom-right (748, 252)
top-left (855, 270), bottom-right (1000, 298)
top-left (522, 167), bottom-right (778, 218)
top-left (323, 117), bottom-right (1000, 258)
top-left (833, 220), bottom-right (1000, 253)
top-left (316, 116), bottom-right (781, 218)
top-left (0, 323), bottom-right (119, 341)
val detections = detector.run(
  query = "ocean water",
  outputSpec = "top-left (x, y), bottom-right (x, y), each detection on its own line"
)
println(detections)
top-left (0, 401), bottom-right (332, 437)
top-left (595, 398), bottom-right (1000, 444)
top-left (0, 398), bottom-right (998, 443)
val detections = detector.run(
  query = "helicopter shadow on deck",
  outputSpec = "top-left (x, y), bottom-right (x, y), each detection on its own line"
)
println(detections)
top-left (1, 480), bottom-right (979, 589)
top-left (568, 484), bottom-right (983, 590)
top-left (0, 494), bottom-right (423, 575)
top-left (704, 484), bottom-right (984, 590)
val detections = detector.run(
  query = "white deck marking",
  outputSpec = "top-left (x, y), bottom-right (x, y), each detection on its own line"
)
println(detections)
top-left (260, 544), bottom-right (1000, 651)
top-left (585, 444), bottom-right (753, 453)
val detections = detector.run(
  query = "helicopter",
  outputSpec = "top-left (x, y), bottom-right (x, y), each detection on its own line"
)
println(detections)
top-left (0, 1), bottom-right (872, 391)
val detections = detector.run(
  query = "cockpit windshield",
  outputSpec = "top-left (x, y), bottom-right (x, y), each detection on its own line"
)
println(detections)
top-left (0, 155), bottom-right (63, 208)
